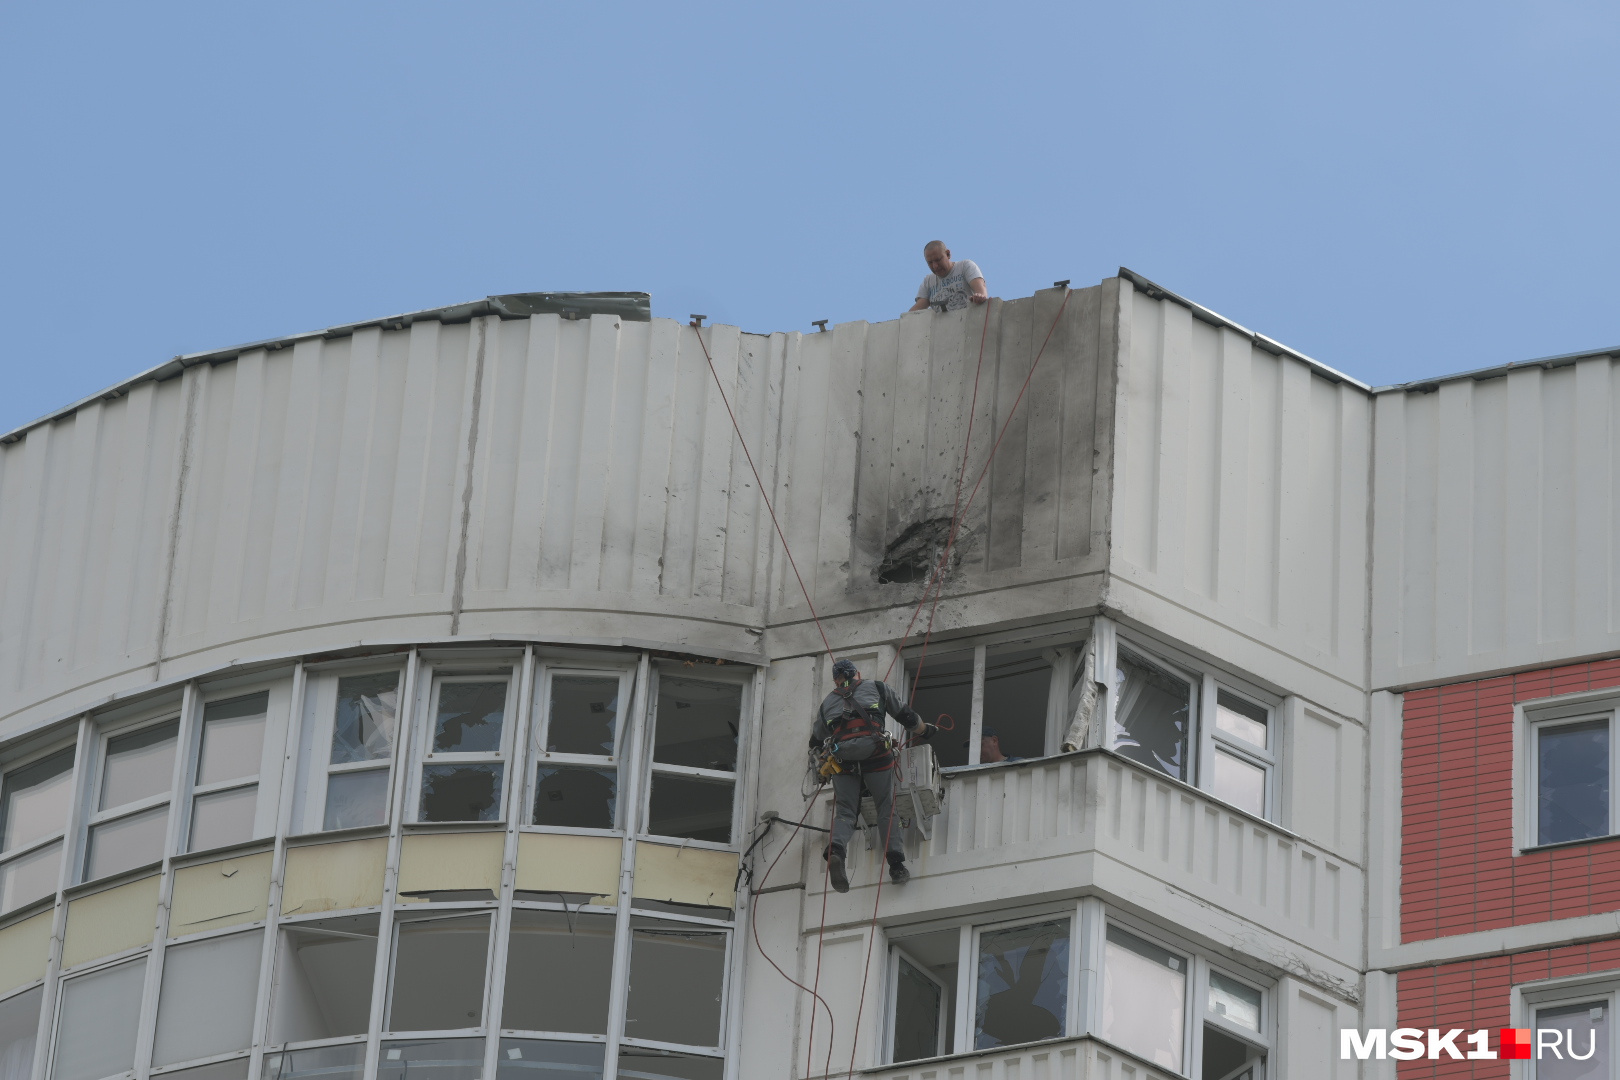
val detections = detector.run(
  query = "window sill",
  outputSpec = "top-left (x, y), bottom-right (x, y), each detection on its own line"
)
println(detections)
top-left (171, 835), bottom-right (274, 870)
top-left (286, 823), bottom-right (391, 847)
top-left (68, 859), bottom-right (164, 899)
top-left (1518, 832), bottom-right (1620, 855)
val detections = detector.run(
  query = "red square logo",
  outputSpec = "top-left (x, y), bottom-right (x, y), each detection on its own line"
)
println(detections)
top-left (1500, 1028), bottom-right (1532, 1059)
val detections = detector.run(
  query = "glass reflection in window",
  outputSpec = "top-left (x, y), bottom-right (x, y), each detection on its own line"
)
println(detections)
top-left (973, 919), bottom-right (1068, 1050)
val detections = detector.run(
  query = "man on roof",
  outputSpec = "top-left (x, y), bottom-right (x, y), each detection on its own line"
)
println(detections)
top-left (909, 241), bottom-right (988, 312)
top-left (811, 659), bottom-right (934, 892)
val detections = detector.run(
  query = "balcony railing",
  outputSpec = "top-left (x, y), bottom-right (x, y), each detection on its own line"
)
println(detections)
top-left (861, 1035), bottom-right (1180, 1080)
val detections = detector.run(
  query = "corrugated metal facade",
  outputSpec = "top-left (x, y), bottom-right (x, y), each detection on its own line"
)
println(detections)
top-left (1371, 354), bottom-right (1620, 689)
top-left (1112, 288), bottom-right (1372, 705)
top-left (0, 286), bottom-right (1117, 736)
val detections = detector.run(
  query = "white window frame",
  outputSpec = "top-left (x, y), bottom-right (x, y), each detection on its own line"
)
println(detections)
top-left (885, 944), bottom-right (951, 1062)
top-left (524, 663), bottom-right (637, 835)
top-left (296, 662), bottom-right (408, 835)
top-left (382, 907), bottom-right (499, 1039)
top-left (79, 698), bottom-right (188, 884)
top-left (1200, 684), bottom-right (1277, 822)
top-left (0, 739), bottom-right (77, 914)
top-left (407, 667), bottom-right (520, 825)
top-left (1512, 971), bottom-right (1620, 1078)
top-left (46, 951), bottom-right (152, 1080)
top-left (617, 916), bottom-right (733, 1059)
top-left (178, 678), bottom-right (290, 855)
top-left (1516, 690), bottom-right (1620, 852)
top-left (639, 664), bottom-right (752, 850)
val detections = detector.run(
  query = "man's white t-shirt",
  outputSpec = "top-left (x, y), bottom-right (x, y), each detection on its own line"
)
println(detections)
top-left (916, 259), bottom-right (984, 312)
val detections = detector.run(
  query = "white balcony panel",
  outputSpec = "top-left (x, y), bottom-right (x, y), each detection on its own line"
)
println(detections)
top-left (864, 1036), bottom-right (1179, 1080)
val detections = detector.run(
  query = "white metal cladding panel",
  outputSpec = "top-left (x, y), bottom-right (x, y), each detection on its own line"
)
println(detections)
top-left (908, 756), bottom-right (1359, 964)
top-left (771, 284), bottom-right (1114, 619)
top-left (1113, 288), bottom-right (1371, 684)
top-left (1371, 355), bottom-right (1620, 688)
top-left (0, 378), bottom-right (187, 724)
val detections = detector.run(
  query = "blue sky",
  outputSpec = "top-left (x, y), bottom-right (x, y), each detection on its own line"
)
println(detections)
top-left (2, 1), bottom-right (1616, 434)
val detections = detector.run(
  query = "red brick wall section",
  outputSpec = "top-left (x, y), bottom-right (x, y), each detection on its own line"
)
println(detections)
top-left (1395, 939), bottom-right (1620, 1078)
top-left (1402, 658), bottom-right (1620, 943)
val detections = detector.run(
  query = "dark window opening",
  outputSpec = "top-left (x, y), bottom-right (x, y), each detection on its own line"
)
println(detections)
top-left (878, 517), bottom-right (956, 585)
top-left (653, 679), bottom-right (740, 771)
top-left (981, 648), bottom-right (1053, 761)
top-left (907, 654), bottom-right (974, 768)
top-left (533, 766), bottom-right (616, 830)
top-left (647, 776), bottom-right (733, 843)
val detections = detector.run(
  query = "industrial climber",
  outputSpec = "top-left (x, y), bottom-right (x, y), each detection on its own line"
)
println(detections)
top-left (811, 658), bottom-right (934, 892)
top-left (908, 240), bottom-right (988, 312)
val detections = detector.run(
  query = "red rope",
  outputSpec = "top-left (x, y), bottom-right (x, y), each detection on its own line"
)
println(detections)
top-left (690, 324), bottom-right (835, 660)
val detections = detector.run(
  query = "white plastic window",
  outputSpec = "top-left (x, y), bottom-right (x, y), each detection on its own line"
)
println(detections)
top-left (151, 929), bottom-right (264, 1067)
top-left (1204, 690), bottom-right (1274, 819)
top-left (185, 692), bottom-right (269, 853)
top-left (307, 669), bottom-right (402, 832)
top-left (1531, 711), bottom-right (1615, 847)
top-left (1102, 924), bottom-right (1187, 1071)
top-left (0, 747), bottom-right (74, 913)
top-left (1519, 983), bottom-right (1615, 1079)
top-left (413, 674), bottom-right (514, 823)
top-left (386, 912), bottom-right (492, 1032)
top-left (268, 914), bottom-right (379, 1045)
top-left (529, 669), bottom-right (632, 831)
top-left (50, 957), bottom-right (147, 1080)
top-left (622, 918), bottom-right (728, 1054)
top-left (501, 909), bottom-right (616, 1035)
top-left (0, 986), bottom-right (42, 1080)
top-left (906, 640), bottom-right (1089, 768)
top-left (644, 671), bottom-right (744, 845)
top-left (84, 718), bottom-right (179, 881)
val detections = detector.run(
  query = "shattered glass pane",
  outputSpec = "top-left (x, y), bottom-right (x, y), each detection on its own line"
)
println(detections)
top-left (324, 768), bottom-right (390, 830)
top-left (532, 766), bottom-right (616, 830)
top-left (1538, 719), bottom-right (1610, 845)
top-left (260, 1043), bottom-right (365, 1080)
top-left (270, 914), bottom-right (379, 1043)
top-left (377, 1039), bottom-right (484, 1080)
top-left (85, 804), bottom-right (168, 880)
top-left (502, 910), bottom-right (615, 1034)
top-left (420, 764), bottom-right (503, 822)
top-left (1101, 925), bottom-right (1185, 1070)
top-left (496, 1040), bottom-right (605, 1080)
top-left (197, 693), bottom-right (268, 785)
top-left (973, 919), bottom-right (1068, 1049)
top-left (101, 720), bottom-right (179, 810)
top-left (653, 678), bottom-right (740, 771)
top-left (1112, 652), bottom-right (1192, 781)
top-left (51, 958), bottom-right (145, 1080)
top-left (189, 784), bottom-right (258, 852)
top-left (1, 748), bottom-right (74, 851)
top-left (433, 682), bottom-right (507, 753)
top-left (646, 775), bottom-right (733, 843)
top-left (624, 920), bottom-right (726, 1047)
top-left (0, 839), bottom-right (61, 913)
top-left (387, 914), bottom-right (491, 1031)
top-left (547, 676), bottom-right (619, 756)
top-left (330, 673), bottom-right (400, 764)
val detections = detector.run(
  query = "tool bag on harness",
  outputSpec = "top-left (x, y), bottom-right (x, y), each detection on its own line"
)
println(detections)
top-left (827, 682), bottom-right (897, 773)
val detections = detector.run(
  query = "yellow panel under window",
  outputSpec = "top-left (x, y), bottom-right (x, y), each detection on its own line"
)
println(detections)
top-left (168, 852), bottom-right (272, 937)
top-left (396, 832), bottom-right (504, 901)
top-left (0, 911), bottom-right (55, 995)
top-left (632, 842), bottom-right (737, 910)
top-left (514, 833), bottom-right (620, 903)
top-left (280, 838), bottom-right (388, 916)
top-left (62, 875), bottom-right (160, 969)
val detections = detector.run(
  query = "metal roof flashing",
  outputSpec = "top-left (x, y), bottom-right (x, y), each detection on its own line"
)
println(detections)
top-left (1369, 345), bottom-right (1620, 395)
top-left (0, 291), bottom-right (651, 445)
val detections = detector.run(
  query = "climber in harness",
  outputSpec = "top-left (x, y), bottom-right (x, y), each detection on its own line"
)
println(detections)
top-left (811, 658), bottom-right (935, 893)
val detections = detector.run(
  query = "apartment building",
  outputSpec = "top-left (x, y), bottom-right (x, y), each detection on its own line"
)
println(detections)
top-left (0, 273), bottom-right (1611, 1080)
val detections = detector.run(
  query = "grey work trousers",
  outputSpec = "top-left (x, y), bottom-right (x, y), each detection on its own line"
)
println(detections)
top-left (829, 766), bottom-right (905, 860)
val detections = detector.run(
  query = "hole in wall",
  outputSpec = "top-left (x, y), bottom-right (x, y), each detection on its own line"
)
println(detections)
top-left (878, 517), bottom-right (958, 584)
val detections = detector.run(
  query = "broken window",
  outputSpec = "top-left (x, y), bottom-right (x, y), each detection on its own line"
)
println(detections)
top-left (151, 928), bottom-right (264, 1066)
top-left (888, 929), bottom-right (957, 1063)
top-left (501, 910), bottom-right (615, 1034)
top-left (1535, 1000), bottom-right (1609, 1079)
top-left (613, 1048), bottom-right (724, 1080)
top-left (417, 676), bottom-right (511, 822)
top-left (85, 719), bottom-right (178, 880)
top-left (322, 671), bottom-right (401, 831)
top-left (531, 672), bottom-right (626, 831)
top-left (377, 1039), bottom-right (484, 1080)
top-left (1535, 716), bottom-right (1611, 846)
top-left (908, 641), bottom-right (1090, 768)
top-left (260, 1043), bottom-right (365, 1080)
top-left (50, 957), bottom-right (146, 1080)
top-left (645, 675), bottom-right (741, 844)
top-left (1201, 1025), bottom-right (1265, 1080)
top-left (980, 647), bottom-right (1056, 762)
top-left (623, 918), bottom-right (726, 1049)
top-left (0, 747), bottom-right (73, 913)
top-left (973, 918), bottom-right (1068, 1050)
top-left (1201, 969), bottom-right (1266, 1079)
top-left (0, 987), bottom-right (41, 1080)
top-left (387, 912), bottom-right (491, 1032)
top-left (906, 653), bottom-right (974, 768)
top-left (1112, 650), bottom-right (1194, 782)
top-left (188, 693), bottom-right (268, 852)
top-left (496, 1039), bottom-right (605, 1080)
top-left (1101, 924), bottom-right (1186, 1071)
top-left (269, 914), bottom-right (379, 1044)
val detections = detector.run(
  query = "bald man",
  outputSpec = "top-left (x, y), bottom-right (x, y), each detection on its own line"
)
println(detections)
top-left (908, 241), bottom-right (988, 312)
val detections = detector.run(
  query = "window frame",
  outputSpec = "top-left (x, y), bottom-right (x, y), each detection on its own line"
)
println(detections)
top-left (638, 663), bottom-right (752, 850)
top-left (1520, 697), bottom-right (1620, 851)
top-left (406, 667), bottom-right (521, 825)
top-left (1512, 972), bottom-right (1620, 1078)
top-left (178, 679), bottom-right (287, 855)
top-left (524, 663), bottom-right (637, 836)
top-left (296, 661), bottom-right (408, 836)
top-left (79, 699), bottom-right (187, 884)
top-left (0, 739), bottom-right (77, 915)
